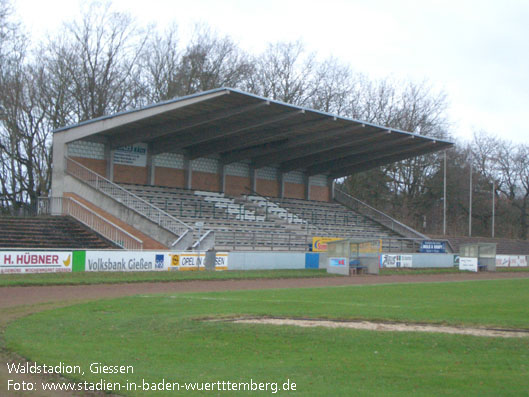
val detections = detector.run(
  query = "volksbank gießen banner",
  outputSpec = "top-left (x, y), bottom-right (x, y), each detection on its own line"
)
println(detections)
top-left (86, 251), bottom-right (168, 272)
top-left (85, 251), bottom-right (229, 272)
top-left (0, 251), bottom-right (73, 274)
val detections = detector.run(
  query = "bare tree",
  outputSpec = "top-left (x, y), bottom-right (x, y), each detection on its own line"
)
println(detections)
top-left (246, 40), bottom-right (316, 106)
top-left (309, 57), bottom-right (358, 115)
top-left (176, 26), bottom-right (251, 95)
top-left (342, 78), bottom-right (451, 230)
top-left (493, 141), bottom-right (529, 239)
top-left (140, 24), bottom-right (181, 102)
top-left (43, 2), bottom-right (148, 122)
top-left (0, 0), bottom-right (33, 213)
top-left (1, 1), bottom-right (150, 212)
top-left (0, 57), bottom-right (52, 212)
top-left (141, 25), bottom-right (251, 101)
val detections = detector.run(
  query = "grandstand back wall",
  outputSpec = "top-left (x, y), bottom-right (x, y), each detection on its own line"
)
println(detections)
top-left (68, 141), bottom-right (331, 201)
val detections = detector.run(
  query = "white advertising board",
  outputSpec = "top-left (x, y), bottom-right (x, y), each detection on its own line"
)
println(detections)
top-left (86, 251), bottom-right (169, 272)
top-left (380, 254), bottom-right (413, 268)
top-left (0, 251), bottom-right (73, 274)
top-left (85, 251), bottom-right (229, 272)
top-left (113, 143), bottom-right (148, 167)
top-left (459, 257), bottom-right (478, 272)
top-left (167, 252), bottom-right (229, 271)
top-left (496, 255), bottom-right (528, 268)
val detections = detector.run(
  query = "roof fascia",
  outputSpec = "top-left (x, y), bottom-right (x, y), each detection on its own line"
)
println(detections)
top-left (56, 89), bottom-right (230, 144)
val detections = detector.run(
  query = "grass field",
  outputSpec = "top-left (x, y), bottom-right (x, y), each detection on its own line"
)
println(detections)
top-left (379, 267), bottom-right (529, 275)
top-left (4, 278), bottom-right (529, 396)
top-left (1, 267), bottom-right (527, 287)
top-left (0, 269), bottom-right (332, 287)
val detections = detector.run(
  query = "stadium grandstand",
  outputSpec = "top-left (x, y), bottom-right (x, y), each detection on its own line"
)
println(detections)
top-left (35, 87), bottom-right (453, 252)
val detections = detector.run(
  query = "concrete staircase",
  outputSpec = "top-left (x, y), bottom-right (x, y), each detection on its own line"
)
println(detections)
top-left (65, 157), bottom-right (194, 250)
top-left (0, 216), bottom-right (116, 249)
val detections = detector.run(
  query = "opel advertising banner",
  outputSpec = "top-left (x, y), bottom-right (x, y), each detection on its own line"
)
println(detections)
top-left (168, 252), bottom-right (229, 271)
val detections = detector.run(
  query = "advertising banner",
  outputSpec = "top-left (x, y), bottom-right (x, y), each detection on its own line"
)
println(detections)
top-left (496, 255), bottom-right (528, 267)
top-left (0, 251), bottom-right (73, 274)
top-left (380, 254), bottom-right (412, 268)
top-left (312, 237), bottom-right (342, 252)
top-left (329, 257), bottom-right (347, 267)
top-left (459, 257), bottom-right (478, 272)
top-left (113, 143), bottom-right (148, 167)
top-left (214, 252), bottom-right (229, 270)
top-left (168, 252), bottom-right (229, 271)
top-left (86, 251), bottom-right (169, 272)
top-left (419, 240), bottom-right (447, 253)
top-left (85, 251), bottom-right (229, 272)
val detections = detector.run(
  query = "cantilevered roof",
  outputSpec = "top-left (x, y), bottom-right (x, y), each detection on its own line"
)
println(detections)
top-left (54, 87), bottom-right (454, 178)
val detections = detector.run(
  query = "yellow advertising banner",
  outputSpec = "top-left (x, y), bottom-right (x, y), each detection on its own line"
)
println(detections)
top-left (168, 252), bottom-right (228, 271)
top-left (312, 237), bottom-right (342, 252)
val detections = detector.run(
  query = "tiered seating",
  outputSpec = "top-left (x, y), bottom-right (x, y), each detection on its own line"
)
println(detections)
top-left (195, 191), bottom-right (265, 221)
top-left (274, 197), bottom-right (387, 236)
top-left (272, 197), bottom-right (413, 252)
top-left (0, 216), bottom-right (116, 249)
top-left (121, 184), bottom-right (310, 251)
top-left (244, 195), bottom-right (305, 224)
top-left (121, 184), bottom-right (415, 252)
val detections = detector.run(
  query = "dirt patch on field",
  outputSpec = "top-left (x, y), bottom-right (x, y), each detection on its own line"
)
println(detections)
top-left (229, 317), bottom-right (529, 338)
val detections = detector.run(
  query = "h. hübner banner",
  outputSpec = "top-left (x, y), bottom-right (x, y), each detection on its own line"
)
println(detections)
top-left (0, 251), bottom-right (73, 274)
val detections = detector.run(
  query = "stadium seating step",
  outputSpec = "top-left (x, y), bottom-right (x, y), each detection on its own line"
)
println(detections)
top-left (0, 216), bottom-right (117, 249)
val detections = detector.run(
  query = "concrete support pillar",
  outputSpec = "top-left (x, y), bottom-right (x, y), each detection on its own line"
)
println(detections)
top-left (104, 142), bottom-right (114, 182)
top-left (146, 143), bottom-right (154, 185)
top-left (51, 133), bottom-right (66, 200)
top-left (218, 163), bottom-right (226, 193)
top-left (250, 166), bottom-right (257, 193)
top-left (328, 177), bottom-right (335, 201)
top-left (304, 174), bottom-right (310, 200)
top-left (184, 155), bottom-right (192, 190)
top-left (279, 172), bottom-right (285, 199)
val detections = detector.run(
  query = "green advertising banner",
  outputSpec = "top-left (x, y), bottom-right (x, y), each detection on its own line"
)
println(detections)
top-left (72, 251), bottom-right (86, 272)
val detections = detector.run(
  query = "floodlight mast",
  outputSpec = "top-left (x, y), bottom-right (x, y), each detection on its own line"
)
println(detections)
top-left (469, 157), bottom-right (473, 237)
top-left (492, 179), bottom-right (496, 238)
top-left (443, 150), bottom-right (447, 235)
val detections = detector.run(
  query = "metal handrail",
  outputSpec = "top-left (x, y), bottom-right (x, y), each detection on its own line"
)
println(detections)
top-left (333, 186), bottom-right (429, 240)
top-left (66, 157), bottom-right (192, 237)
top-left (38, 196), bottom-right (143, 250)
top-left (192, 230), bottom-right (215, 249)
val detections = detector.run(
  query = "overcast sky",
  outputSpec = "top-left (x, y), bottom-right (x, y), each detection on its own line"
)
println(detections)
top-left (15, 0), bottom-right (529, 144)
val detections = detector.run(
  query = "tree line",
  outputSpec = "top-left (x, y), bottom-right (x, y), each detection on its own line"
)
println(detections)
top-left (0, 1), bottom-right (527, 240)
